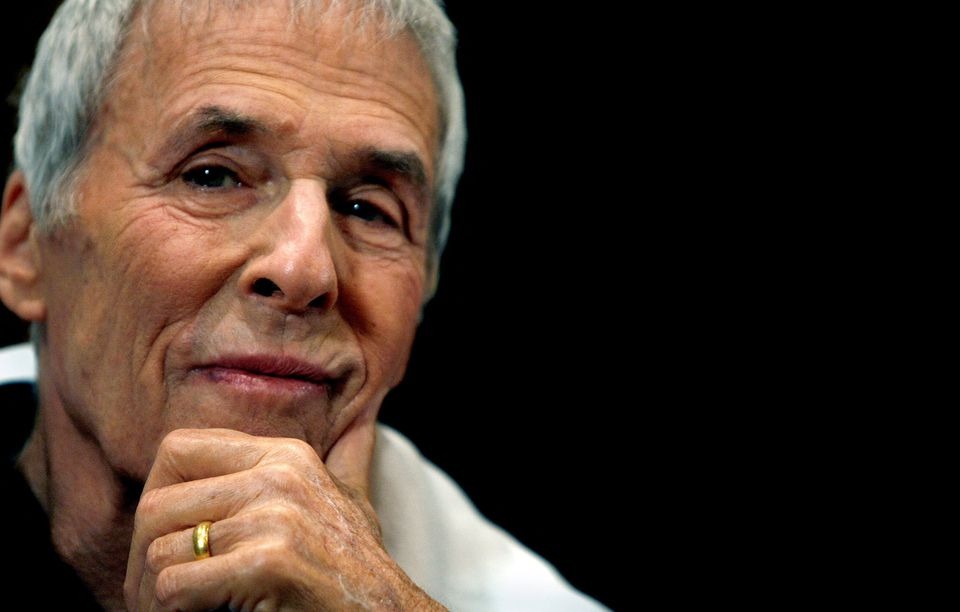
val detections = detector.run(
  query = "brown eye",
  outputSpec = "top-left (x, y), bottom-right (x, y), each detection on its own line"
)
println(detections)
top-left (333, 199), bottom-right (398, 228)
top-left (183, 165), bottom-right (245, 189)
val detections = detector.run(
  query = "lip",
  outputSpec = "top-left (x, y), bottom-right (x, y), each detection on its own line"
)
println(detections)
top-left (190, 354), bottom-right (341, 396)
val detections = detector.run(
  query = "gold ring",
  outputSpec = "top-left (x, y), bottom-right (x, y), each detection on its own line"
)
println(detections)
top-left (193, 521), bottom-right (213, 560)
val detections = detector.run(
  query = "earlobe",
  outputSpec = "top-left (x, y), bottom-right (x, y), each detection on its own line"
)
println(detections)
top-left (0, 170), bottom-right (46, 322)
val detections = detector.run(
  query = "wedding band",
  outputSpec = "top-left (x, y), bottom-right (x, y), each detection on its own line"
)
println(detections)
top-left (193, 521), bottom-right (213, 560)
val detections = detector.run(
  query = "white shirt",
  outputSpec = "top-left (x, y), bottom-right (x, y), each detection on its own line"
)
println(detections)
top-left (0, 343), bottom-right (606, 611)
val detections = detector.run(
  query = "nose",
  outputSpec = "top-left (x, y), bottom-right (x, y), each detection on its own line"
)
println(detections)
top-left (240, 179), bottom-right (340, 314)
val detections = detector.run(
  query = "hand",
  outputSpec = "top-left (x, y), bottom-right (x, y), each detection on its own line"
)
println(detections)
top-left (123, 411), bottom-right (446, 611)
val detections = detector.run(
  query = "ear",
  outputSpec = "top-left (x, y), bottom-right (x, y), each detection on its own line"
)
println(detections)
top-left (0, 170), bottom-right (46, 322)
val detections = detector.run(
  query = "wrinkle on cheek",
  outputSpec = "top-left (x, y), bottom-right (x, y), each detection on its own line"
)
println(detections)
top-left (358, 265), bottom-right (424, 384)
top-left (106, 199), bottom-right (168, 247)
top-left (154, 198), bottom-right (233, 232)
top-left (102, 203), bottom-right (238, 325)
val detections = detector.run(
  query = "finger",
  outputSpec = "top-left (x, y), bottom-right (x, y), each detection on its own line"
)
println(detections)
top-left (143, 428), bottom-right (330, 493)
top-left (149, 542), bottom-right (326, 611)
top-left (324, 400), bottom-right (379, 498)
top-left (135, 516), bottom-right (251, 611)
top-left (126, 467), bottom-right (292, 609)
top-left (142, 428), bottom-right (272, 493)
top-left (125, 488), bottom-right (224, 611)
top-left (136, 525), bottom-right (193, 612)
top-left (127, 468), bottom-right (248, 593)
top-left (143, 517), bottom-right (250, 576)
top-left (128, 429), bottom-right (331, 609)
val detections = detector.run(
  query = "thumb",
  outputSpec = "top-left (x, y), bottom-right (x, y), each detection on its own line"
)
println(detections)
top-left (324, 401), bottom-right (380, 499)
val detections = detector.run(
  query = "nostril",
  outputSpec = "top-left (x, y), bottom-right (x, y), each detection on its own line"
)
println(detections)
top-left (252, 278), bottom-right (282, 298)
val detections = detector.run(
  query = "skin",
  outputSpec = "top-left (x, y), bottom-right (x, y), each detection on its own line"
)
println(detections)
top-left (0, 1), bottom-right (446, 609)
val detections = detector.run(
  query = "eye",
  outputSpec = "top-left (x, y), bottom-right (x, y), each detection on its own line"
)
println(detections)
top-left (182, 165), bottom-right (245, 189)
top-left (333, 199), bottom-right (398, 228)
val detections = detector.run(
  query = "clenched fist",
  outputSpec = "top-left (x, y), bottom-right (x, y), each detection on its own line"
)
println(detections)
top-left (124, 416), bottom-right (446, 611)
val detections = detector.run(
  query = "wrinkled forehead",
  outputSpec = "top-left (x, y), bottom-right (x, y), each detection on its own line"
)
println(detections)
top-left (125, 0), bottom-right (436, 91)
top-left (108, 0), bottom-right (441, 161)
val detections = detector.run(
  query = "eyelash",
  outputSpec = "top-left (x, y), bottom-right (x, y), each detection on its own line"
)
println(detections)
top-left (332, 199), bottom-right (399, 228)
top-left (182, 164), bottom-right (245, 190)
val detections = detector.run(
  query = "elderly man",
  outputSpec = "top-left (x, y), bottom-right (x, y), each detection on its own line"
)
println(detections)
top-left (0, 0), bottom-right (606, 610)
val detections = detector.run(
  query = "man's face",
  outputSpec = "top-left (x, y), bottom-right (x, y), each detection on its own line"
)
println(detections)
top-left (32, 0), bottom-right (439, 480)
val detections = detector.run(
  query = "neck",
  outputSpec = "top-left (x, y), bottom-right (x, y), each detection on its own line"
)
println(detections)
top-left (18, 371), bottom-right (137, 611)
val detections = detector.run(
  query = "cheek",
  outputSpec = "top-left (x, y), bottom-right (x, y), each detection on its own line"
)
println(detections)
top-left (39, 233), bottom-right (109, 391)
top-left (105, 206), bottom-right (246, 312)
top-left (345, 261), bottom-right (424, 387)
top-left (43, 205), bottom-right (245, 384)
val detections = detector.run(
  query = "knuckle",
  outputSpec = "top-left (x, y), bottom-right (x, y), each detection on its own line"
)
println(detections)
top-left (282, 437), bottom-right (320, 465)
top-left (242, 542), bottom-right (294, 582)
top-left (158, 428), bottom-right (205, 455)
top-left (145, 537), bottom-right (168, 575)
top-left (258, 504), bottom-right (302, 542)
top-left (136, 488), bottom-right (163, 516)
top-left (153, 568), bottom-right (181, 607)
top-left (262, 503), bottom-right (300, 526)
top-left (260, 462), bottom-right (307, 492)
top-left (157, 428), bottom-right (188, 453)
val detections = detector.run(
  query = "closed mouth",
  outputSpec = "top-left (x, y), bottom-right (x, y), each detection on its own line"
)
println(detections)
top-left (192, 354), bottom-right (345, 395)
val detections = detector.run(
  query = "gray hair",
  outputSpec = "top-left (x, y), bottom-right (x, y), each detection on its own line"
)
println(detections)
top-left (14, 0), bottom-right (465, 274)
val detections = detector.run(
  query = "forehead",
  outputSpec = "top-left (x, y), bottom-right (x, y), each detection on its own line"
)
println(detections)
top-left (108, 0), bottom-right (440, 176)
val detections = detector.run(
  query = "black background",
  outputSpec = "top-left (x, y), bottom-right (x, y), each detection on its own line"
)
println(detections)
top-left (2, 2), bottom-right (627, 608)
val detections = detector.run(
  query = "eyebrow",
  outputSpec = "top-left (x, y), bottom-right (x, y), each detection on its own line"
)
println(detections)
top-left (356, 148), bottom-right (429, 197)
top-left (195, 106), bottom-right (268, 136)
top-left (162, 105), bottom-right (268, 153)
